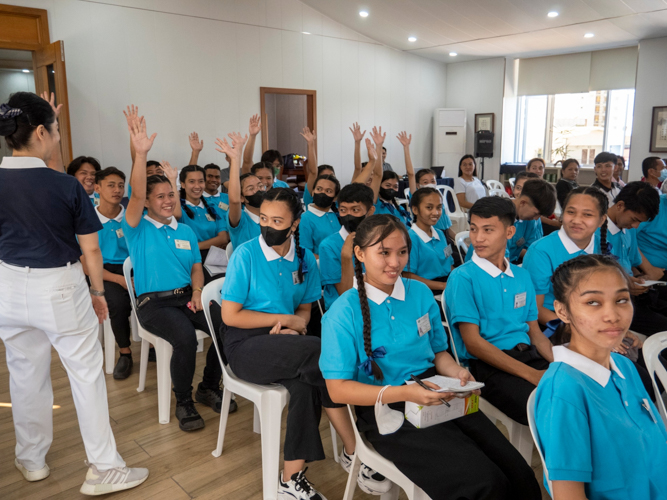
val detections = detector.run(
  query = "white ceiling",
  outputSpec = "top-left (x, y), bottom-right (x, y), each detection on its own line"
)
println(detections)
top-left (301, 0), bottom-right (667, 62)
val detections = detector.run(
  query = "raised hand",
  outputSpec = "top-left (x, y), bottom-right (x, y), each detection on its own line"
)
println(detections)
top-left (397, 131), bottom-right (412, 147)
top-left (370, 126), bottom-right (386, 146)
top-left (248, 114), bottom-right (261, 136)
top-left (41, 91), bottom-right (63, 118)
top-left (123, 105), bottom-right (140, 128)
top-left (349, 122), bottom-right (366, 142)
top-left (188, 132), bottom-right (203, 152)
top-left (365, 138), bottom-right (377, 161)
top-left (160, 161), bottom-right (178, 183)
top-left (300, 126), bottom-right (316, 144)
top-left (215, 132), bottom-right (247, 160)
top-left (129, 116), bottom-right (156, 155)
top-left (229, 131), bottom-right (248, 152)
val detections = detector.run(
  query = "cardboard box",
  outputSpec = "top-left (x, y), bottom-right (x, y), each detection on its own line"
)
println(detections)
top-left (404, 394), bottom-right (479, 429)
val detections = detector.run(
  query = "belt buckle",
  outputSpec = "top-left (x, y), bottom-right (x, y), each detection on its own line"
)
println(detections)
top-left (174, 287), bottom-right (184, 295)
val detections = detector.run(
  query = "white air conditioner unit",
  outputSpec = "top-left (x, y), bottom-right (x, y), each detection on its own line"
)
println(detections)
top-left (433, 108), bottom-right (466, 175)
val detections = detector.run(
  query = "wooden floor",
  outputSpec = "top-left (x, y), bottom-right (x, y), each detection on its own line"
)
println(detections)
top-left (0, 338), bottom-right (550, 500)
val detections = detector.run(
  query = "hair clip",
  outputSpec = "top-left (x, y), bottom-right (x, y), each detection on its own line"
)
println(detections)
top-left (0, 103), bottom-right (22, 120)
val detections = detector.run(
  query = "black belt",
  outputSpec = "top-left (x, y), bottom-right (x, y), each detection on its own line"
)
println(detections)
top-left (139, 285), bottom-right (192, 300)
top-left (513, 343), bottom-right (531, 352)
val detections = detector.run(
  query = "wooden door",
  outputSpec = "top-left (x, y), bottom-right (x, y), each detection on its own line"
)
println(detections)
top-left (33, 40), bottom-right (73, 166)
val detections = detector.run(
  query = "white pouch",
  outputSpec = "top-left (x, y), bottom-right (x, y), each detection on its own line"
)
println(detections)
top-left (375, 385), bottom-right (404, 435)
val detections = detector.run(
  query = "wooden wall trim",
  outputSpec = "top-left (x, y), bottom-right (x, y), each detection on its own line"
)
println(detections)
top-left (0, 4), bottom-right (50, 50)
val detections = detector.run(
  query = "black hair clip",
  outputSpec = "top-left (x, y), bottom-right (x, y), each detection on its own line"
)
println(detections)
top-left (0, 103), bottom-right (22, 120)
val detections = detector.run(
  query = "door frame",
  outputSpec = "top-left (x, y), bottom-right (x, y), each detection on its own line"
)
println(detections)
top-left (259, 87), bottom-right (317, 154)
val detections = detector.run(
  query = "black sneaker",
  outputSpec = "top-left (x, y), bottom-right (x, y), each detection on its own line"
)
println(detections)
top-left (278, 468), bottom-right (327, 500)
top-left (195, 383), bottom-right (238, 414)
top-left (148, 347), bottom-right (156, 362)
top-left (175, 399), bottom-right (205, 431)
top-left (113, 355), bottom-right (133, 380)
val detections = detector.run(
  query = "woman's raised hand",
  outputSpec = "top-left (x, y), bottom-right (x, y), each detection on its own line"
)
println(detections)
top-left (160, 161), bottom-right (178, 183)
top-left (370, 126), bottom-right (386, 146)
top-left (41, 91), bottom-right (63, 118)
top-left (365, 138), bottom-right (377, 161)
top-left (129, 116), bottom-right (156, 155)
top-left (215, 132), bottom-right (247, 160)
top-left (349, 122), bottom-right (366, 142)
top-left (397, 131), bottom-right (412, 147)
top-left (188, 132), bottom-right (203, 152)
top-left (123, 105), bottom-right (140, 128)
top-left (248, 114), bottom-right (261, 136)
top-left (300, 126), bottom-right (316, 144)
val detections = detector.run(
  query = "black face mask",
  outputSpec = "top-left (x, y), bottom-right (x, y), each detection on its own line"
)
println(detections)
top-left (339, 214), bottom-right (365, 233)
top-left (379, 187), bottom-right (398, 200)
top-left (261, 224), bottom-right (292, 247)
top-left (312, 192), bottom-right (335, 209)
top-left (245, 191), bottom-right (264, 208)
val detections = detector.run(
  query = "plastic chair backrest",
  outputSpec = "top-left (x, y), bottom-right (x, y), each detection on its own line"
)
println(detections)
top-left (455, 231), bottom-right (469, 262)
top-left (397, 198), bottom-right (410, 210)
top-left (123, 257), bottom-right (138, 312)
top-left (486, 179), bottom-right (504, 191)
top-left (404, 187), bottom-right (411, 199)
top-left (527, 389), bottom-right (553, 496)
top-left (509, 177), bottom-right (516, 189)
top-left (489, 188), bottom-right (510, 199)
top-left (440, 185), bottom-right (464, 217)
top-left (642, 331), bottom-right (667, 425)
top-left (202, 277), bottom-right (227, 371)
top-left (225, 242), bottom-right (233, 260)
top-left (554, 200), bottom-right (562, 218)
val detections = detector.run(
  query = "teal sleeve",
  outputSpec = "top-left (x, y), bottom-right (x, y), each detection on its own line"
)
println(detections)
top-left (220, 248), bottom-right (251, 305)
top-left (299, 217), bottom-right (317, 254)
top-left (320, 302), bottom-right (359, 380)
top-left (522, 244), bottom-right (552, 295)
top-left (302, 251), bottom-right (322, 304)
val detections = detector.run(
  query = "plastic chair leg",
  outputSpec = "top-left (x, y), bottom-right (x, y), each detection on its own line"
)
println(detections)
top-left (98, 323), bottom-right (103, 344)
top-left (342, 450), bottom-right (362, 500)
top-left (511, 422), bottom-right (534, 465)
top-left (259, 393), bottom-right (283, 500)
top-left (197, 338), bottom-right (204, 353)
top-left (330, 422), bottom-right (339, 463)
top-left (103, 319), bottom-right (115, 375)
top-left (137, 338), bottom-right (149, 392)
top-left (131, 313), bottom-right (140, 343)
top-left (212, 387), bottom-right (233, 457)
top-left (253, 404), bottom-right (261, 434)
top-left (156, 342), bottom-right (173, 424)
top-left (381, 483), bottom-right (401, 500)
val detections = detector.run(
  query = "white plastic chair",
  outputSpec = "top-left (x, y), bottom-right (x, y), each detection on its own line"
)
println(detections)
top-left (527, 390), bottom-right (553, 497)
top-left (404, 187), bottom-right (411, 199)
top-left (489, 188), bottom-right (510, 199)
top-left (343, 405), bottom-right (430, 500)
top-left (454, 230), bottom-right (470, 263)
top-left (486, 179), bottom-right (504, 191)
top-left (202, 278), bottom-right (339, 500)
top-left (642, 331), bottom-right (667, 426)
top-left (554, 200), bottom-right (562, 219)
top-left (439, 185), bottom-right (467, 232)
top-left (397, 198), bottom-right (410, 211)
top-left (123, 257), bottom-right (208, 424)
top-left (508, 177), bottom-right (516, 189)
top-left (225, 241), bottom-right (233, 260)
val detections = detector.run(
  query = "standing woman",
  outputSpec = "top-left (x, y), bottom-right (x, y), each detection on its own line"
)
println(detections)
top-left (454, 154), bottom-right (487, 209)
top-left (122, 114), bottom-right (230, 431)
top-left (0, 92), bottom-right (148, 494)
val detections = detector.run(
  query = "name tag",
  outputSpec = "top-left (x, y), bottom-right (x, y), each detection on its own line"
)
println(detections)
top-left (444, 244), bottom-right (453, 259)
top-left (115, 228), bottom-right (124, 239)
top-left (417, 313), bottom-right (431, 337)
top-left (515, 237), bottom-right (526, 247)
top-left (219, 202), bottom-right (229, 211)
top-left (205, 213), bottom-right (215, 222)
top-left (514, 292), bottom-right (527, 309)
top-left (292, 270), bottom-right (303, 285)
top-left (175, 239), bottom-right (191, 250)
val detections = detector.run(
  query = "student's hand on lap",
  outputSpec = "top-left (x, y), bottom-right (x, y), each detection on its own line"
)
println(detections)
top-left (642, 266), bottom-right (665, 282)
top-left (92, 296), bottom-right (109, 323)
top-left (189, 293), bottom-right (203, 313)
top-left (455, 368), bottom-right (481, 396)
top-left (117, 275), bottom-right (128, 290)
top-left (397, 131), bottom-right (412, 148)
top-left (270, 322), bottom-right (301, 335)
top-left (628, 276), bottom-right (649, 295)
top-left (407, 381), bottom-right (451, 405)
top-left (248, 114), bottom-right (261, 136)
top-left (300, 126), bottom-right (316, 144)
top-left (129, 116), bottom-right (156, 155)
top-left (349, 122), bottom-right (366, 142)
top-left (287, 315), bottom-right (308, 334)
top-left (189, 132), bottom-right (203, 152)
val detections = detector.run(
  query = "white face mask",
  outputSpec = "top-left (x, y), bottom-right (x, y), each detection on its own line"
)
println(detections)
top-left (375, 385), bottom-right (404, 435)
top-left (421, 183), bottom-right (438, 190)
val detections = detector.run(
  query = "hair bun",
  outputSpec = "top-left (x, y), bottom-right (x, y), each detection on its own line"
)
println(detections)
top-left (0, 103), bottom-right (21, 137)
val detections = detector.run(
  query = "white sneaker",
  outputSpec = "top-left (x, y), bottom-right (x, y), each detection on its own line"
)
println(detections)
top-left (15, 459), bottom-right (50, 482)
top-left (278, 468), bottom-right (327, 500)
top-left (339, 449), bottom-right (393, 495)
top-left (79, 462), bottom-right (149, 496)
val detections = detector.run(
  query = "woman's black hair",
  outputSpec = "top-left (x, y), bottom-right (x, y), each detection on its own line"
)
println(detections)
top-left (457, 154), bottom-right (477, 177)
top-left (526, 157), bottom-right (545, 172)
top-left (95, 166), bottom-right (126, 183)
top-left (204, 163), bottom-right (221, 172)
top-left (260, 149), bottom-right (282, 165)
top-left (561, 158), bottom-right (580, 173)
top-left (415, 168), bottom-right (436, 184)
top-left (179, 165), bottom-right (219, 221)
top-left (146, 175), bottom-right (171, 196)
top-left (519, 179), bottom-right (557, 217)
top-left (593, 152), bottom-right (617, 166)
top-left (262, 187), bottom-right (306, 282)
top-left (313, 174), bottom-right (341, 196)
top-left (515, 171), bottom-right (539, 182)
top-left (468, 196), bottom-right (516, 227)
top-left (317, 164), bottom-right (336, 176)
top-left (613, 181), bottom-right (660, 221)
top-left (562, 186), bottom-right (609, 255)
top-left (380, 170), bottom-right (408, 220)
top-left (409, 187), bottom-right (440, 212)
top-left (251, 161), bottom-right (276, 178)
top-left (0, 92), bottom-right (56, 150)
top-left (353, 214), bottom-right (411, 381)
top-left (67, 156), bottom-right (102, 176)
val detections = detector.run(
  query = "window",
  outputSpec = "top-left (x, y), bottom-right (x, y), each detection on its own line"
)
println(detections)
top-left (514, 89), bottom-right (634, 166)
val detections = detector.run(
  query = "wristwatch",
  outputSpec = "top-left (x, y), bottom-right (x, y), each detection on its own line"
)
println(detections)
top-left (90, 288), bottom-right (105, 297)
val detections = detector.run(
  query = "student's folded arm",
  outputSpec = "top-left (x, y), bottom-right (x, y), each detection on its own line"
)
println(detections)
top-left (326, 379), bottom-right (411, 406)
top-left (294, 302), bottom-right (312, 326)
top-left (527, 320), bottom-right (553, 362)
top-left (433, 350), bottom-right (465, 378)
top-left (221, 299), bottom-right (297, 330)
top-left (552, 481), bottom-right (587, 500)
top-left (536, 295), bottom-right (558, 324)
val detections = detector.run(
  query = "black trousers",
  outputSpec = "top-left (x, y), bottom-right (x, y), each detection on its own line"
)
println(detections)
top-left (355, 374), bottom-right (541, 500)
top-left (631, 290), bottom-right (667, 336)
top-left (469, 345), bottom-right (549, 425)
top-left (222, 325), bottom-right (342, 462)
top-left (138, 291), bottom-right (222, 402)
top-left (103, 263), bottom-right (132, 349)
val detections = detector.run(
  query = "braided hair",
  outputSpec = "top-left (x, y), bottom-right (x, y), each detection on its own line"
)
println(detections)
top-left (353, 214), bottom-right (412, 381)
top-left (262, 187), bottom-right (306, 283)
top-left (562, 186), bottom-right (609, 255)
top-left (179, 165), bottom-right (219, 221)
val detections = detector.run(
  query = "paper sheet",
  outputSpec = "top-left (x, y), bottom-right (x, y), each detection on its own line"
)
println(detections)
top-left (204, 245), bottom-right (228, 276)
top-left (637, 280), bottom-right (666, 287)
top-left (407, 375), bottom-right (485, 393)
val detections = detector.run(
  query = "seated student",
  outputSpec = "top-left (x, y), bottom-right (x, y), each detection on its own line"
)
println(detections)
top-left (177, 165), bottom-right (229, 283)
top-left (535, 254), bottom-right (667, 500)
top-left (145, 160), bottom-right (163, 177)
top-left (259, 149), bottom-right (290, 188)
top-left (202, 163), bottom-right (230, 212)
top-left (614, 155), bottom-right (627, 187)
top-left (251, 161), bottom-right (290, 190)
top-left (320, 215), bottom-right (542, 500)
top-left (602, 182), bottom-right (667, 335)
top-left (555, 158), bottom-right (579, 208)
top-left (217, 134), bottom-right (266, 249)
top-left (299, 175), bottom-right (341, 258)
top-left (403, 187), bottom-right (454, 293)
top-left (641, 156), bottom-right (666, 194)
top-left (413, 168), bottom-right (454, 235)
top-left (592, 152), bottom-right (622, 206)
top-left (375, 171), bottom-right (411, 226)
top-left (525, 157), bottom-right (546, 179)
top-left (319, 184), bottom-right (375, 311)
top-left (381, 145), bottom-right (393, 172)
top-left (122, 115), bottom-right (231, 431)
top-left (446, 197), bottom-right (553, 425)
top-left (508, 179), bottom-right (556, 264)
top-left (511, 171), bottom-right (539, 198)
top-left (68, 155), bottom-right (101, 205)
top-left (637, 191), bottom-right (667, 275)
top-left (454, 155), bottom-right (486, 210)
top-left (217, 180), bottom-right (372, 500)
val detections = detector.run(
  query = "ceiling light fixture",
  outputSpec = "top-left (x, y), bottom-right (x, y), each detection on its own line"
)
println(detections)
top-left (22, 69), bottom-right (30, 73)
top-left (359, 10), bottom-right (369, 17)
top-left (449, 52), bottom-right (458, 57)
top-left (408, 36), bottom-right (417, 42)
top-left (547, 11), bottom-right (559, 18)
top-left (584, 33), bottom-right (594, 38)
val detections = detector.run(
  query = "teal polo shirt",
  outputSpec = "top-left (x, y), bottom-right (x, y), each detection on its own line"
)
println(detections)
top-left (509, 218), bottom-right (543, 263)
top-left (95, 206), bottom-right (129, 265)
top-left (601, 217), bottom-right (641, 273)
top-left (405, 225), bottom-right (454, 279)
top-left (638, 193), bottom-right (667, 268)
top-left (299, 204), bottom-right (341, 255)
top-left (179, 199), bottom-right (227, 243)
top-left (319, 226), bottom-right (348, 310)
top-left (227, 207), bottom-right (261, 249)
top-left (203, 191), bottom-right (230, 213)
top-left (374, 199), bottom-right (411, 226)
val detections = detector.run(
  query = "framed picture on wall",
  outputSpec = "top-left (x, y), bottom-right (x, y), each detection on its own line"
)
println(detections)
top-left (475, 113), bottom-right (494, 133)
top-left (650, 106), bottom-right (667, 152)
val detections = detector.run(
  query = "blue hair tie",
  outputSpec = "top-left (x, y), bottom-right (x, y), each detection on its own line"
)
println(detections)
top-left (544, 318), bottom-right (562, 338)
top-left (0, 103), bottom-right (22, 119)
top-left (358, 346), bottom-right (387, 376)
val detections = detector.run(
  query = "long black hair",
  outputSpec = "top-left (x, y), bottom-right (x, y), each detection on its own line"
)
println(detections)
top-left (262, 187), bottom-right (306, 283)
top-left (0, 92), bottom-right (56, 150)
top-left (457, 154), bottom-right (477, 177)
top-left (353, 214), bottom-right (411, 381)
top-left (562, 186), bottom-right (609, 255)
top-left (179, 165), bottom-right (219, 221)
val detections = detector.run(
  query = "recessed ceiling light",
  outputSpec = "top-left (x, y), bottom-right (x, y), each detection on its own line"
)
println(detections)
top-left (302, 31), bottom-right (311, 35)
top-left (359, 10), bottom-right (369, 17)
top-left (22, 69), bottom-right (30, 73)
top-left (408, 36), bottom-right (417, 42)
top-left (584, 33), bottom-right (594, 38)
top-left (547, 11), bottom-right (559, 18)
top-left (449, 52), bottom-right (458, 57)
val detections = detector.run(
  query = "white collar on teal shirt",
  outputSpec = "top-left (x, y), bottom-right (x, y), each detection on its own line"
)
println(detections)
top-left (558, 227), bottom-right (595, 254)
top-left (471, 251), bottom-right (514, 278)
top-left (259, 234), bottom-right (295, 262)
top-left (353, 275), bottom-right (405, 305)
top-left (0, 156), bottom-right (47, 169)
top-left (339, 226), bottom-right (349, 240)
top-left (96, 205), bottom-right (124, 224)
top-left (244, 206), bottom-right (260, 224)
top-left (412, 224), bottom-right (439, 243)
top-left (553, 345), bottom-right (625, 387)
top-left (185, 199), bottom-right (205, 208)
top-left (307, 203), bottom-right (333, 217)
top-left (143, 214), bottom-right (178, 230)
top-left (203, 188), bottom-right (221, 197)
top-left (606, 216), bottom-right (623, 235)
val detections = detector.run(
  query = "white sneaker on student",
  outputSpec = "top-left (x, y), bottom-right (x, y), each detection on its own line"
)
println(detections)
top-left (338, 449), bottom-right (393, 495)
top-left (278, 468), bottom-right (327, 500)
top-left (15, 458), bottom-right (50, 482)
top-left (79, 462), bottom-right (149, 496)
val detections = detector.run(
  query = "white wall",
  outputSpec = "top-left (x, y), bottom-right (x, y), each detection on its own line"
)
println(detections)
top-left (629, 36), bottom-right (667, 181)
top-left (3, 0), bottom-right (447, 185)
top-left (445, 58), bottom-right (506, 180)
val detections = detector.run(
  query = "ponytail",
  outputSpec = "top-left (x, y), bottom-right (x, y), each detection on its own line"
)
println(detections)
top-left (354, 256), bottom-right (384, 381)
top-left (294, 223), bottom-right (305, 283)
top-left (179, 192), bottom-right (195, 219)
top-left (600, 218), bottom-right (609, 256)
